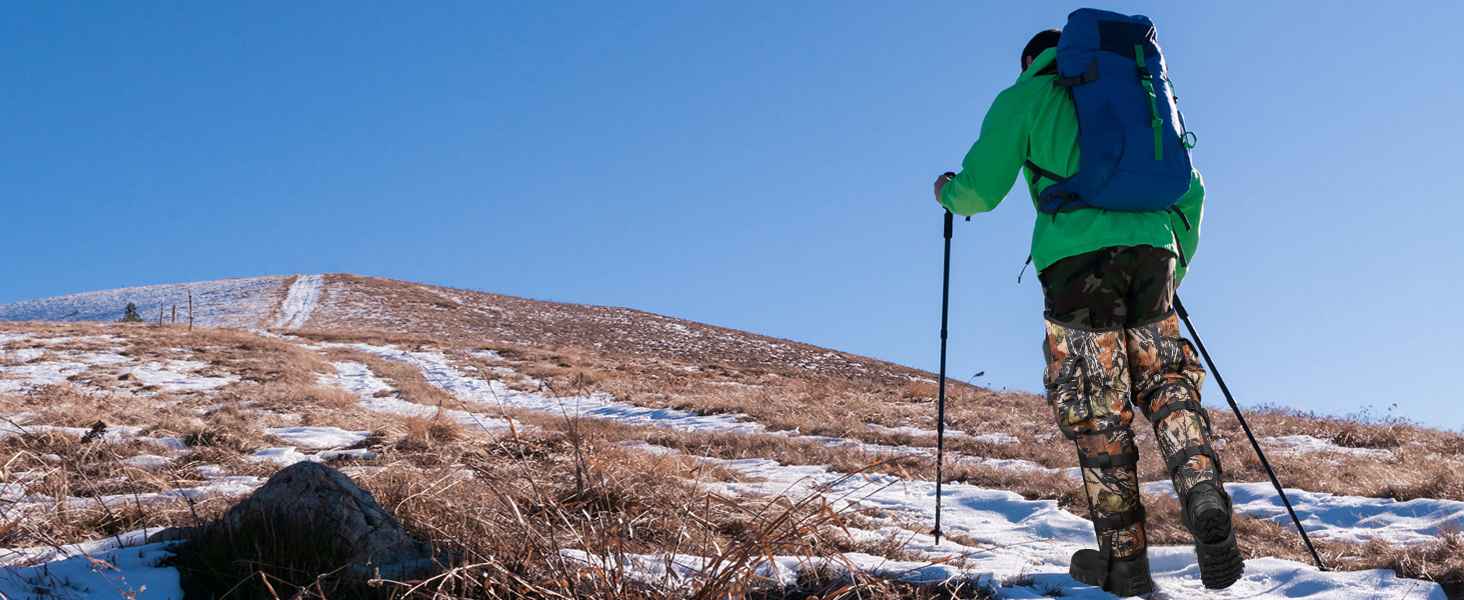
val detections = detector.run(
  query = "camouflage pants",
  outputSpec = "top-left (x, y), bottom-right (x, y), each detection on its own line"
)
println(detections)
top-left (1040, 246), bottom-right (1222, 560)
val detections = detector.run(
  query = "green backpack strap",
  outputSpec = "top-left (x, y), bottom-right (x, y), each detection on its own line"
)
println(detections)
top-left (1134, 44), bottom-right (1164, 161)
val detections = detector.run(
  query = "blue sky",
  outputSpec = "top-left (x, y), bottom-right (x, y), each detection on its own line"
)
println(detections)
top-left (3, 3), bottom-right (1460, 428)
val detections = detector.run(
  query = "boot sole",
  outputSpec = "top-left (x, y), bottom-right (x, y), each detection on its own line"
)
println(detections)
top-left (1195, 505), bottom-right (1231, 544)
top-left (1194, 507), bottom-right (1244, 589)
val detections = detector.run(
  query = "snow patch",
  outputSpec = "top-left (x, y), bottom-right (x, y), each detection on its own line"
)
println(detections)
top-left (123, 454), bottom-right (172, 469)
top-left (1262, 434), bottom-right (1395, 460)
top-left (0, 540), bottom-right (182, 599)
top-left (970, 432), bottom-right (1019, 445)
top-left (272, 275), bottom-right (323, 330)
top-left (0, 421), bottom-right (145, 443)
top-left (319, 448), bottom-right (378, 462)
top-left (560, 549), bottom-right (993, 590)
top-left (265, 426), bottom-right (369, 449)
top-left (336, 344), bottom-right (762, 433)
top-left (321, 361), bottom-right (514, 433)
top-left (866, 423), bottom-right (966, 439)
top-left (128, 359), bottom-right (238, 393)
top-left (250, 447), bottom-right (313, 466)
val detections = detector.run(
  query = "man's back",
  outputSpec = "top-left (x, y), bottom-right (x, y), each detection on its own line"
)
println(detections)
top-left (937, 46), bottom-right (1204, 282)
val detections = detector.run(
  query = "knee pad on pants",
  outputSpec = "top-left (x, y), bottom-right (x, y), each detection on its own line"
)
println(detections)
top-left (1126, 312), bottom-right (1205, 403)
top-left (1043, 319), bottom-right (1133, 439)
top-left (1127, 312), bottom-right (1221, 492)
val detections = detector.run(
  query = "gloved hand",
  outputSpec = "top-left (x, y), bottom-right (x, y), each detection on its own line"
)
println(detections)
top-left (934, 172), bottom-right (956, 205)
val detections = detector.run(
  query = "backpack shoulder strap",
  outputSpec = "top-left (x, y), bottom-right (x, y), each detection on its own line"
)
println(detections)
top-left (1053, 58), bottom-right (1099, 88)
top-left (1024, 159), bottom-right (1065, 187)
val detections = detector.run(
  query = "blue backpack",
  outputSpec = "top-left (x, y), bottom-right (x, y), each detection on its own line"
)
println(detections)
top-left (1029, 9), bottom-right (1196, 214)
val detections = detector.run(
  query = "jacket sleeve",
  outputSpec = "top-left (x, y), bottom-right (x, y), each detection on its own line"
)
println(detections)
top-left (939, 85), bottom-right (1028, 216)
top-left (1172, 170), bottom-right (1205, 284)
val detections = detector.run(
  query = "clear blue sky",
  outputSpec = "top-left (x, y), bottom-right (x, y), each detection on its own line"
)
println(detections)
top-left (3, 3), bottom-right (1460, 428)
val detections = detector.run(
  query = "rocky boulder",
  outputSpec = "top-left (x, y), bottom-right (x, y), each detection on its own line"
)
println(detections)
top-left (189, 461), bottom-right (437, 589)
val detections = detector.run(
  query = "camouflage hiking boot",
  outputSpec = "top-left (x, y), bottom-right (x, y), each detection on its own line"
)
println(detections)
top-left (1183, 480), bottom-right (1244, 589)
top-left (1070, 548), bottom-right (1155, 596)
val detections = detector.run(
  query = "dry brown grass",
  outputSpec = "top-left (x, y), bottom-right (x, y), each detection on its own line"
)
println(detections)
top-left (171, 413), bottom-right (991, 599)
top-left (304, 274), bottom-right (931, 387)
top-left (396, 415), bottom-right (465, 453)
top-left (0, 429), bottom-right (244, 552)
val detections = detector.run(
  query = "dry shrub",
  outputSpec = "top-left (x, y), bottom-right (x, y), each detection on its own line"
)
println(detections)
top-left (396, 415), bottom-right (464, 452)
top-left (182, 405), bottom-right (265, 453)
top-left (902, 380), bottom-right (937, 401)
top-left (947, 464), bottom-right (1077, 505)
top-left (367, 430), bottom-right (982, 599)
top-left (1385, 528), bottom-right (1464, 596)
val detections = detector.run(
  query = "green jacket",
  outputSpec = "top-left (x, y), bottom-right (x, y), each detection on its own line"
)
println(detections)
top-left (938, 47), bottom-right (1204, 282)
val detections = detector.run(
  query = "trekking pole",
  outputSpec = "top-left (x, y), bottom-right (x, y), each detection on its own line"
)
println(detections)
top-left (933, 209), bottom-right (954, 544)
top-left (1173, 295), bottom-right (1328, 571)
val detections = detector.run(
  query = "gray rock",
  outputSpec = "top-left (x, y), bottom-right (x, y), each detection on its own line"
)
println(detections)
top-left (220, 461), bottom-right (436, 580)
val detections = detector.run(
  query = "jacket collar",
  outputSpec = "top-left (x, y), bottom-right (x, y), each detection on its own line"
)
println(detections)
top-left (1019, 47), bottom-right (1057, 81)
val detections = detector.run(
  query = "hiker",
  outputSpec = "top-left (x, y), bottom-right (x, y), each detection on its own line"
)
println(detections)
top-left (932, 12), bottom-right (1243, 595)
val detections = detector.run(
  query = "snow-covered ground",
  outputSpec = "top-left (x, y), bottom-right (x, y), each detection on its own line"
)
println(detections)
top-left (323, 360), bottom-right (514, 433)
top-left (0, 276), bottom-right (288, 328)
top-left (0, 328), bottom-right (1454, 598)
top-left (559, 548), bottom-right (996, 591)
top-left (1142, 480), bottom-right (1464, 546)
top-left (682, 451), bottom-right (1442, 598)
top-left (271, 275), bottom-right (323, 330)
top-left (127, 360), bottom-right (238, 393)
top-left (0, 536), bottom-right (181, 599)
top-left (265, 425), bottom-right (369, 449)
top-left (0, 336), bottom-right (232, 396)
top-left (1261, 434), bottom-right (1396, 460)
